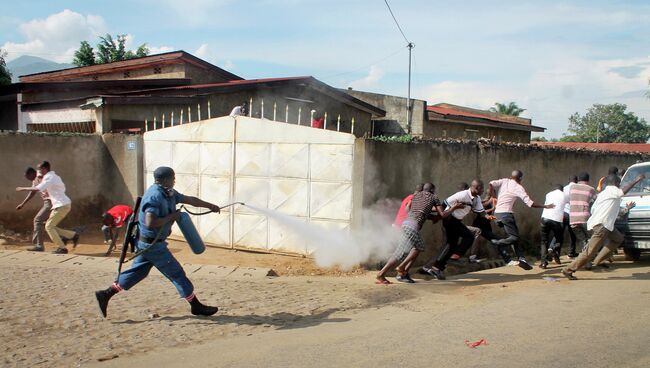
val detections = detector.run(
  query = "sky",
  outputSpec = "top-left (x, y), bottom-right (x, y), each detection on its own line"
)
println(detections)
top-left (2, 0), bottom-right (650, 138)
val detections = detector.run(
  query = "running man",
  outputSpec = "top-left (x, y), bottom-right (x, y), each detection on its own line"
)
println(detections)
top-left (539, 184), bottom-right (566, 269)
top-left (16, 161), bottom-right (79, 254)
top-left (562, 173), bottom-right (645, 280)
top-left (393, 184), bottom-right (423, 227)
top-left (94, 167), bottom-right (221, 317)
top-left (569, 172), bottom-right (598, 258)
top-left (489, 170), bottom-right (554, 270)
top-left (376, 183), bottom-right (459, 284)
top-left (15, 167), bottom-right (51, 252)
top-left (420, 179), bottom-right (488, 280)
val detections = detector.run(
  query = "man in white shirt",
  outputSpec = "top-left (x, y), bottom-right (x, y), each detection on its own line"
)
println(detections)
top-left (561, 173), bottom-right (644, 280)
top-left (15, 167), bottom-right (51, 251)
top-left (539, 185), bottom-right (566, 269)
top-left (553, 176), bottom-right (578, 257)
top-left (16, 161), bottom-right (79, 254)
top-left (229, 102), bottom-right (247, 117)
top-left (420, 179), bottom-right (487, 280)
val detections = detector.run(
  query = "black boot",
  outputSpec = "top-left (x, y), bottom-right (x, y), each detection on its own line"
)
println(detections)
top-left (189, 296), bottom-right (218, 316)
top-left (95, 287), bottom-right (118, 318)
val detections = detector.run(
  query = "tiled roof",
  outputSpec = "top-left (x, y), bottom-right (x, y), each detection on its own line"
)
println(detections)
top-left (533, 142), bottom-right (650, 153)
top-left (427, 103), bottom-right (531, 126)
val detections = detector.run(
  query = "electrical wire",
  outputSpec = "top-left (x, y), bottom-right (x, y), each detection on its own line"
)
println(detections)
top-left (384, 0), bottom-right (411, 44)
top-left (321, 46), bottom-right (404, 79)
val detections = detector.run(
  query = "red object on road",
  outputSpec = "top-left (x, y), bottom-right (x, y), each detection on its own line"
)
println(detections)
top-left (464, 339), bottom-right (488, 348)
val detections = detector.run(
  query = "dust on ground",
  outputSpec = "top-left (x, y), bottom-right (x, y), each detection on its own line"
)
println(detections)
top-left (0, 222), bottom-right (367, 277)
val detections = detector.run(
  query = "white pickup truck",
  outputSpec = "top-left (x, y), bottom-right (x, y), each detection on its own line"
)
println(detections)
top-left (616, 162), bottom-right (650, 260)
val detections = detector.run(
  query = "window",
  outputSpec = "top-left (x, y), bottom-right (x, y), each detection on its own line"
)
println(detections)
top-left (92, 75), bottom-right (98, 80)
top-left (123, 71), bottom-right (131, 78)
top-left (153, 66), bottom-right (162, 74)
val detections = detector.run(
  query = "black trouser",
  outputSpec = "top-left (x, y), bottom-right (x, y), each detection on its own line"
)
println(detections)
top-left (433, 217), bottom-right (475, 271)
top-left (550, 212), bottom-right (577, 254)
top-left (472, 215), bottom-right (497, 241)
top-left (494, 213), bottom-right (525, 262)
top-left (540, 218), bottom-right (563, 263)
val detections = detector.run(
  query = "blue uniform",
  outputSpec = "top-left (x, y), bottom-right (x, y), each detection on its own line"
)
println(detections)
top-left (116, 184), bottom-right (194, 299)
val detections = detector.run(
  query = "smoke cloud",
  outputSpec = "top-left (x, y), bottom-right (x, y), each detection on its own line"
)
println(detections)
top-left (245, 198), bottom-right (403, 270)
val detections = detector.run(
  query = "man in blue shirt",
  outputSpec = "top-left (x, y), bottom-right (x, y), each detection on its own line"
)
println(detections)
top-left (95, 166), bottom-right (221, 317)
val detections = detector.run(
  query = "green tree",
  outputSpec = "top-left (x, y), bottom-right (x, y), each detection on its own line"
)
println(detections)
top-left (562, 103), bottom-right (650, 143)
top-left (0, 49), bottom-right (11, 85)
top-left (75, 34), bottom-right (149, 65)
top-left (72, 41), bottom-right (96, 67)
top-left (489, 102), bottom-right (526, 116)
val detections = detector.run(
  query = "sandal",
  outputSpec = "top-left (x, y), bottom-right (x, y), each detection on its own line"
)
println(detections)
top-left (375, 278), bottom-right (392, 285)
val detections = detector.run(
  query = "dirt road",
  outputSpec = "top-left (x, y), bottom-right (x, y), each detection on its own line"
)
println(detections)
top-left (2, 250), bottom-right (648, 368)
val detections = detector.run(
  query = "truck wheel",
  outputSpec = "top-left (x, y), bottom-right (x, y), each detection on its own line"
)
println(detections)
top-left (624, 248), bottom-right (641, 261)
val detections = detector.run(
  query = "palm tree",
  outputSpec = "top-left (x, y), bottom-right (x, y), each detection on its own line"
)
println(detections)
top-left (489, 102), bottom-right (526, 116)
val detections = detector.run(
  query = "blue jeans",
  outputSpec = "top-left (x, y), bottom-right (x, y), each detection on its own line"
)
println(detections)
top-left (117, 240), bottom-right (194, 298)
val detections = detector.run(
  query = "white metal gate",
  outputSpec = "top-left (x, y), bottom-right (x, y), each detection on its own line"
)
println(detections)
top-left (144, 116), bottom-right (355, 255)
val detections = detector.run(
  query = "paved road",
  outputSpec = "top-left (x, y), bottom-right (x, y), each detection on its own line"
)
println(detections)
top-left (93, 259), bottom-right (650, 368)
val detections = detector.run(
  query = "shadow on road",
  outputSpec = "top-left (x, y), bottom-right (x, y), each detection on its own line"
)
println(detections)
top-left (112, 308), bottom-right (350, 330)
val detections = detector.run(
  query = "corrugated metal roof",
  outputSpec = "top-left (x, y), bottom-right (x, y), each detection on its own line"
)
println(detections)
top-left (427, 104), bottom-right (531, 126)
top-left (533, 142), bottom-right (650, 153)
top-left (19, 50), bottom-right (243, 82)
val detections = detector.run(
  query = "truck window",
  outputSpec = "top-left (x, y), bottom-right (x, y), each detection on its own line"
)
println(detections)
top-left (621, 165), bottom-right (650, 194)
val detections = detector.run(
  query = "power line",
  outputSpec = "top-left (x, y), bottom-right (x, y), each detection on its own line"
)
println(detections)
top-left (384, 0), bottom-right (410, 44)
top-left (321, 47), bottom-right (404, 79)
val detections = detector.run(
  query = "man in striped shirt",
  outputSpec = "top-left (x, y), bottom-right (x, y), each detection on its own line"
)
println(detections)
top-left (569, 172), bottom-right (597, 256)
top-left (376, 183), bottom-right (459, 284)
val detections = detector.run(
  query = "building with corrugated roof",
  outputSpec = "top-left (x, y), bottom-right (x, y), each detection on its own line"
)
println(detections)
top-left (343, 90), bottom-right (544, 143)
top-left (0, 51), bottom-right (385, 135)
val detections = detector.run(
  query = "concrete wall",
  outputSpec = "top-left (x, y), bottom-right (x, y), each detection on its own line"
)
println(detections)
top-left (344, 90), bottom-right (426, 137)
top-left (0, 97), bottom-right (18, 131)
top-left (0, 132), bottom-right (142, 231)
top-left (423, 118), bottom-right (531, 143)
top-left (356, 139), bottom-right (649, 262)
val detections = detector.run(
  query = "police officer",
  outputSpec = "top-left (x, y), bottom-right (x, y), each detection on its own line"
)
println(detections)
top-left (95, 166), bottom-right (221, 317)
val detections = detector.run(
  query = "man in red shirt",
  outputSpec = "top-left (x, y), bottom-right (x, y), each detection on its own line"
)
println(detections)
top-left (311, 111), bottom-right (324, 129)
top-left (393, 184), bottom-right (423, 227)
top-left (102, 204), bottom-right (134, 255)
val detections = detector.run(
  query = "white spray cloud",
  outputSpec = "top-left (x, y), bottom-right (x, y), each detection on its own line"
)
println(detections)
top-left (245, 200), bottom-right (402, 270)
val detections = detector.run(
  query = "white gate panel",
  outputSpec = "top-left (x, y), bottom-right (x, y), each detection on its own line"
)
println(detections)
top-left (235, 178), bottom-right (269, 214)
top-left (235, 143), bottom-right (270, 177)
top-left (144, 116), bottom-right (356, 256)
top-left (199, 176), bottom-right (231, 208)
top-left (310, 182), bottom-right (352, 220)
top-left (270, 143), bottom-right (309, 179)
top-left (268, 179), bottom-right (309, 217)
top-left (268, 217), bottom-right (308, 253)
top-left (197, 213), bottom-right (230, 245)
top-left (145, 141), bottom-right (172, 172)
top-left (310, 145), bottom-right (353, 181)
top-left (172, 142), bottom-right (200, 175)
top-left (234, 214), bottom-right (267, 248)
top-left (200, 143), bottom-right (232, 176)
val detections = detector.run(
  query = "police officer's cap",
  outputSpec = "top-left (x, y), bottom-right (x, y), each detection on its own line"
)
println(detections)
top-left (153, 166), bottom-right (175, 182)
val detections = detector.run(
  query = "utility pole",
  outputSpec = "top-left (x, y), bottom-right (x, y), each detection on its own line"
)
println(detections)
top-left (406, 42), bottom-right (414, 135)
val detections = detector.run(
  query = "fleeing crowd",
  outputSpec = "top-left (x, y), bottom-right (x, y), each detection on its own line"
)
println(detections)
top-left (376, 167), bottom-right (644, 284)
